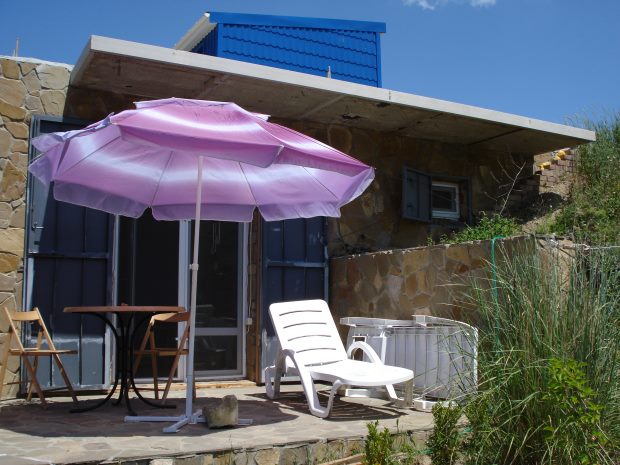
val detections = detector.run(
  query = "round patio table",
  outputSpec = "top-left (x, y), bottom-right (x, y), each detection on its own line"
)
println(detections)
top-left (64, 306), bottom-right (185, 415)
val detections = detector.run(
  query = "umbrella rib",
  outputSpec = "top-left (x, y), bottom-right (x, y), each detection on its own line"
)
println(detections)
top-left (238, 162), bottom-right (260, 207)
top-left (54, 137), bottom-right (118, 179)
top-left (301, 167), bottom-right (341, 202)
top-left (148, 150), bottom-right (176, 207)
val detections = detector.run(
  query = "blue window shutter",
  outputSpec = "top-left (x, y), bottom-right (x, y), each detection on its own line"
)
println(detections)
top-left (402, 167), bottom-right (431, 222)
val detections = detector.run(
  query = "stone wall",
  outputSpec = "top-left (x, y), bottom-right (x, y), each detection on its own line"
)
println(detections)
top-left (330, 235), bottom-right (533, 339)
top-left (275, 119), bottom-right (533, 257)
top-left (0, 57), bottom-right (74, 397)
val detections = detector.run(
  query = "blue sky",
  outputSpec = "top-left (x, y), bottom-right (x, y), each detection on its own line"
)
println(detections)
top-left (2, 0), bottom-right (619, 125)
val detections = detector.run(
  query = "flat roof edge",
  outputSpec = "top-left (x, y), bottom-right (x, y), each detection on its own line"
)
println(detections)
top-left (76, 36), bottom-right (596, 143)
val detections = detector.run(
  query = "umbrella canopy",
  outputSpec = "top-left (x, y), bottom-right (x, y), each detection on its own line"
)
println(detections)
top-left (30, 98), bottom-right (374, 222)
top-left (28, 97), bottom-right (374, 433)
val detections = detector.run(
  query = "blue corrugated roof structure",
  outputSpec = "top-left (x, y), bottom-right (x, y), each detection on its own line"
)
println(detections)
top-left (190, 12), bottom-right (386, 87)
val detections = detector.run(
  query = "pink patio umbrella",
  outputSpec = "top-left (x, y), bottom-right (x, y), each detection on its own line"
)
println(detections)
top-left (29, 97), bottom-right (374, 432)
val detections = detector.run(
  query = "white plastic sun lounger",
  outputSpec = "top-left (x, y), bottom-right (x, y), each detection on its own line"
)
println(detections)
top-left (264, 299), bottom-right (414, 418)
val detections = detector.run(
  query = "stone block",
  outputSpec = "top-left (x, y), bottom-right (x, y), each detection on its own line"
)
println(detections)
top-left (0, 272), bottom-right (16, 291)
top-left (254, 448), bottom-right (280, 465)
top-left (36, 64), bottom-right (70, 90)
top-left (10, 138), bottom-right (27, 153)
top-left (405, 274), bottom-right (417, 296)
top-left (356, 254), bottom-right (378, 282)
top-left (0, 162), bottom-right (26, 201)
top-left (430, 245), bottom-right (447, 269)
top-left (386, 274), bottom-right (403, 304)
top-left (280, 446), bottom-right (308, 465)
top-left (10, 204), bottom-right (25, 228)
top-left (0, 99), bottom-right (26, 121)
top-left (0, 59), bottom-right (20, 80)
top-left (0, 128), bottom-right (10, 158)
top-left (0, 228), bottom-right (24, 255)
top-left (445, 244), bottom-right (470, 265)
top-left (5, 122), bottom-right (28, 139)
top-left (40, 89), bottom-right (66, 115)
top-left (25, 95), bottom-right (43, 113)
top-left (0, 253), bottom-right (19, 273)
top-left (402, 247), bottom-right (430, 274)
top-left (202, 395), bottom-right (238, 428)
top-left (19, 62), bottom-right (37, 76)
top-left (0, 78), bottom-right (26, 107)
top-left (9, 152), bottom-right (28, 173)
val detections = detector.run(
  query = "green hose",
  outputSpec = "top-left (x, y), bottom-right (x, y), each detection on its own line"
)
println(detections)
top-left (491, 235), bottom-right (504, 349)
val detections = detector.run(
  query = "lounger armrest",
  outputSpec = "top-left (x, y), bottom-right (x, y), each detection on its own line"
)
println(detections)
top-left (346, 340), bottom-right (383, 364)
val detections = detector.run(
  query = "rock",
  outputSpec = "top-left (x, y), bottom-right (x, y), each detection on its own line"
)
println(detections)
top-left (0, 99), bottom-right (26, 121)
top-left (40, 89), bottom-right (66, 115)
top-left (202, 395), bottom-right (238, 428)
top-left (0, 228), bottom-right (24, 255)
top-left (0, 128), bottom-right (10, 158)
top-left (9, 152), bottom-right (28, 173)
top-left (22, 70), bottom-right (42, 94)
top-left (36, 64), bottom-right (69, 90)
top-left (10, 139), bottom-right (27, 153)
top-left (19, 62), bottom-right (37, 76)
top-left (4, 122), bottom-right (28, 139)
top-left (10, 204), bottom-right (24, 228)
top-left (0, 59), bottom-right (20, 80)
top-left (0, 162), bottom-right (26, 201)
top-left (0, 272), bottom-right (15, 292)
top-left (0, 253), bottom-right (20, 273)
top-left (254, 449), bottom-right (280, 465)
top-left (0, 78), bottom-right (26, 107)
top-left (25, 95), bottom-right (43, 113)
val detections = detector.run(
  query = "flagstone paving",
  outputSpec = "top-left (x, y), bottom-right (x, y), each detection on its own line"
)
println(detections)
top-left (0, 384), bottom-right (433, 465)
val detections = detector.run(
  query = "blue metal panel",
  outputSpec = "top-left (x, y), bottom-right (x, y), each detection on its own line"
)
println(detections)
top-left (192, 12), bottom-right (386, 87)
top-left (260, 217), bottom-right (327, 380)
top-left (27, 116), bottom-right (112, 390)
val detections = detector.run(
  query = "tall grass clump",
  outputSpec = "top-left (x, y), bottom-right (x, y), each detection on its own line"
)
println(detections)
top-left (548, 112), bottom-right (620, 245)
top-left (461, 241), bottom-right (620, 464)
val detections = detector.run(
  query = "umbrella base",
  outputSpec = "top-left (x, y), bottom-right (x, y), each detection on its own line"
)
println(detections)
top-left (124, 411), bottom-right (253, 433)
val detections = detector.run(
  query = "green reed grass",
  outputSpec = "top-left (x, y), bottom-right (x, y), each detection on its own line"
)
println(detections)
top-left (460, 240), bottom-right (620, 464)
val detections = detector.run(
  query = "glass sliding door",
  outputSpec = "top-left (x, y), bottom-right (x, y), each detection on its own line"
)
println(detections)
top-left (192, 221), bottom-right (245, 378)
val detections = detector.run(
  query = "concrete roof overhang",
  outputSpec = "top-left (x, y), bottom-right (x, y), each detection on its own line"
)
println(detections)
top-left (72, 36), bottom-right (595, 155)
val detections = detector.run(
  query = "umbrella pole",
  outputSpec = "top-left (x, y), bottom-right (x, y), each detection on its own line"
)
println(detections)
top-left (125, 157), bottom-right (204, 433)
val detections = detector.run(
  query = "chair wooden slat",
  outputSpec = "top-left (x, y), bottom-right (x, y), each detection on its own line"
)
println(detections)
top-left (0, 307), bottom-right (78, 406)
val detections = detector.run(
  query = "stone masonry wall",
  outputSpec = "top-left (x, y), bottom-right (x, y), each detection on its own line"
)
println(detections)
top-left (275, 119), bottom-right (533, 257)
top-left (330, 235), bottom-right (533, 340)
top-left (0, 57), bottom-right (73, 397)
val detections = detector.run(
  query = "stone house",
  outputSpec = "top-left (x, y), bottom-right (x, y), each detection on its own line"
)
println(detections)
top-left (0, 12), bottom-right (594, 397)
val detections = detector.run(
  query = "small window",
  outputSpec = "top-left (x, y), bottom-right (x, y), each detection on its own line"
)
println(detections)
top-left (402, 167), bottom-right (469, 223)
top-left (431, 182), bottom-right (459, 220)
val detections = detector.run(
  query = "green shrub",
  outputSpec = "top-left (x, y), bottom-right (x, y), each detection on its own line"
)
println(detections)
top-left (542, 358), bottom-right (608, 465)
top-left (548, 112), bottom-right (620, 245)
top-left (460, 244), bottom-right (620, 464)
top-left (427, 404), bottom-right (462, 465)
top-left (441, 213), bottom-right (520, 244)
top-left (364, 421), bottom-right (395, 465)
top-left (362, 421), bottom-right (421, 465)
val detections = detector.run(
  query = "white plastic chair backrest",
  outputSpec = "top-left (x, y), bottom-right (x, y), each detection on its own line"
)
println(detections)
top-left (269, 299), bottom-right (347, 367)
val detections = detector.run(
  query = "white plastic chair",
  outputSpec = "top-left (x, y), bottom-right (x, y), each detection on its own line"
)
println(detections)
top-left (264, 299), bottom-right (414, 418)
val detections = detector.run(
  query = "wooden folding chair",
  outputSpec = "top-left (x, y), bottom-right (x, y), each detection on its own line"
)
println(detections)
top-left (133, 311), bottom-right (194, 403)
top-left (0, 307), bottom-right (78, 406)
